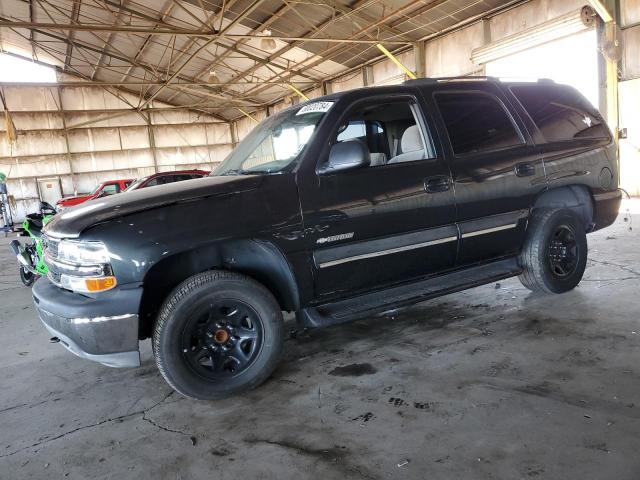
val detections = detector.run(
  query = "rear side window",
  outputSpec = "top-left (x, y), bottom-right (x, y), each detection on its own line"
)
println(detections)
top-left (174, 174), bottom-right (195, 182)
top-left (511, 85), bottom-right (609, 143)
top-left (434, 92), bottom-right (523, 155)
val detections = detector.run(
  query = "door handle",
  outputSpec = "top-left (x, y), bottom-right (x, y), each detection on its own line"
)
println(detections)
top-left (424, 175), bottom-right (451, 193)
top-left (515, 162), bottom-right (535, 177)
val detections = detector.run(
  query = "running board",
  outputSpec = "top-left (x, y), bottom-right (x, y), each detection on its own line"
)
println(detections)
top-left (297, 257), bottom-right (522, 328)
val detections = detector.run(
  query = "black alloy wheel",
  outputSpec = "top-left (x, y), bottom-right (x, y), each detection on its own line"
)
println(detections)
top-left (519, 208), bottom-right (588, 294)
top-left (153, 270), bottom-right (284, 400)
top-left (547, 224), bottom-right (579, 278)
top-left (181, 300), bottom-right (263, 378)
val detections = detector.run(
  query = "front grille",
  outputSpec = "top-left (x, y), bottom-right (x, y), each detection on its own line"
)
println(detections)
top-left (43, 235), bottom-right (60, 259)
top-left (42, 235), bottom-right (62, 286)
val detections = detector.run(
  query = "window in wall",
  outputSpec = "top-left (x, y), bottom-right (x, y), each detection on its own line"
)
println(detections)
top-left (511, 85), bottom-right (610, 143)
top-left (0, 54), bottom-right (56, 83)
top-left (434, 92), bottom-right (523, 155)
top-left (334, 100), bottom-right (434, 166)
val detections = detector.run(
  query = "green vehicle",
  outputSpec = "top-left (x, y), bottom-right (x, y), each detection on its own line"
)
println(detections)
top-left (9, 202), bottom-right (57, 286)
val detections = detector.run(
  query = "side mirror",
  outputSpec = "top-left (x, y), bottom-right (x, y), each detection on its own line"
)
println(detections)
top-left (319, 140), bottom-right (370, 174)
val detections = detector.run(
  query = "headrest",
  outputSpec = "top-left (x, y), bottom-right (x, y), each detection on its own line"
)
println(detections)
top-left (401, 125), bottom-right (423, 153)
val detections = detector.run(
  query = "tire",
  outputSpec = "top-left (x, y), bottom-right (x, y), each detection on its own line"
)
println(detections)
top-left (20, 267), bottom-right (35, 287)
top-left (153, 270), bottom-right (284, 400)
top-left (518, 208), bottom-right (587, 294)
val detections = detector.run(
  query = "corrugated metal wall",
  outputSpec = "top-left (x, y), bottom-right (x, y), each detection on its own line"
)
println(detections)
top-left (1, 74), bottom-right (233, 221)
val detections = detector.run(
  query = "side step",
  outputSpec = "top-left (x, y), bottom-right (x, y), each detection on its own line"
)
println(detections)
top-left (297, 257), bottom-right (522, 328)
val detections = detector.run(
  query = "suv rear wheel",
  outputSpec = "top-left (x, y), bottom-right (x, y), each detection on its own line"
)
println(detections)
top-left (153, 270), bottom-right (284, 400)
top-left (518, 208), bottom-right (588, 294)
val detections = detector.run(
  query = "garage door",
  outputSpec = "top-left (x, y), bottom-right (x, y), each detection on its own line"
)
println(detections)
top-left (484, 30), bottom-right (599, 109)
top-left (471, 7), bottom-right (599, 109)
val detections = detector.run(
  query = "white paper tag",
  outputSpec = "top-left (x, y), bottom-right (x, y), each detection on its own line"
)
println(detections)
top-left (296, 101), bottom-right (334, 116)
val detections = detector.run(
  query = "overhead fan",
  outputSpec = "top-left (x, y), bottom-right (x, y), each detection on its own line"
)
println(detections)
top-left (600, 21), bottom-right (624, 62)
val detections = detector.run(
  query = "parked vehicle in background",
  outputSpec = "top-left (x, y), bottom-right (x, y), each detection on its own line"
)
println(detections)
top-left (33, 78), bottom-right (621, 400)
top-left (125, 170), bottom-right (209, 191)
top-left (56, 179), bottom-right (133, 210)
top-left (10, 202), bottom-right (57, 286)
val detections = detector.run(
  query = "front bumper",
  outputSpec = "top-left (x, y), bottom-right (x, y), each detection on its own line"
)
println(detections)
top-left (32, 278), bottom-right (142, 368)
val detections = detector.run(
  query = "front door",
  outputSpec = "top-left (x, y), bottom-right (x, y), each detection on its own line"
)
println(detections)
top-left (429, 84), bottom-right (545, 265)
top-left (298, 93), bottom-right (457, 300)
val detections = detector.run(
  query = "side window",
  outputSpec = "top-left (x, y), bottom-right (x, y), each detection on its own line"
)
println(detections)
top-left (435, 92), bottom-right (523, 155)
top-left (511, 85), bottom-right (609, 142)
top-left (102, 183), bottom-right (119, 195)
top-left (334, 99), bottom-right (434, 166)
top-left (337, 120), bottom-right (367, 143)
top-left (145, 178), bottom-right (159, 187)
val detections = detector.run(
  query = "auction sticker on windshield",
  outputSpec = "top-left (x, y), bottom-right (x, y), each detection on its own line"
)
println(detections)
top-left (296, 101), bottom-right (334, 116)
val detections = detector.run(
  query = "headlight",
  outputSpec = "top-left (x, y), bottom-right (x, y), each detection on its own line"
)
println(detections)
top-left (57, 240), bottom-right (110, 264)
top-left (59, 274), bottom-right (117, 293)
top-left (45, 239), bottom-right (117, 293)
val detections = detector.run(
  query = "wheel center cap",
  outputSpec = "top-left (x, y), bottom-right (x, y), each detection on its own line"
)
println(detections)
top-left (214, 329), bottom-right (230, 344)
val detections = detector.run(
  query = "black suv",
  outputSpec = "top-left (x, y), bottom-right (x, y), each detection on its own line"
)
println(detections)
top-left (33, 78), bottom-right (621, 400)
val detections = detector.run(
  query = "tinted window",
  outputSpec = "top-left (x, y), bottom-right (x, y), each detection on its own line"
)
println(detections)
top-left (512, 85), bottom-right (609, 142)
top-left (435, 92), bottom-right (523, 155)
top-left (145, 178), bottom-right (159, 187)
top-left (173, 174), bottom-right (195, 182)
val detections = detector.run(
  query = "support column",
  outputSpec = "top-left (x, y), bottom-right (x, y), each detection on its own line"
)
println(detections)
top-left (413, 42), bottom-right (426, 78)
top-left (56, 86), bottom-right (77, 195)
top-left (363, 65), bottom-right (375, 86)
top-left (145, 113), bottom-right (159, 173)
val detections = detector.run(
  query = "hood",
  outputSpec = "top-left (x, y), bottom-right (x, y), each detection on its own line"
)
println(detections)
top-left (58, 194), bottom-right (92, 206)
top-left (44, 175), bottom-right (263, 238)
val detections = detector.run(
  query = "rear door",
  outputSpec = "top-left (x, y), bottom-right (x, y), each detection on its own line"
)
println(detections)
top-left (429, 83), bottom-right (545, 265)
top-left (297, 91), bottom-right (457, 300)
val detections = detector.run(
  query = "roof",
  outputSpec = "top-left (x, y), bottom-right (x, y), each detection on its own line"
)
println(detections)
top-left (0, 0), bottom-right (524, 121)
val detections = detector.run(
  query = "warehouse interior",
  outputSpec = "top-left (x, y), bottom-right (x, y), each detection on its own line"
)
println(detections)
top-left (1, 0), bottom-right (640, 478)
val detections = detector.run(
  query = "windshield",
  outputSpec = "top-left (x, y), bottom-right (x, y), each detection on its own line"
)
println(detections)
top-left (90, 183), bottom-right (104, 195)
top-left (214, 101), bottom-right (334, 176)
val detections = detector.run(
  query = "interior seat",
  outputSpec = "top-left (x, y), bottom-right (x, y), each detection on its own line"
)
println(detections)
top-left (388, 125), bottom-right (425, 164)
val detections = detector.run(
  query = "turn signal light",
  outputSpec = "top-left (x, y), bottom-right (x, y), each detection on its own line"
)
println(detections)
top-left (84, 276), bottom-right (117, 292)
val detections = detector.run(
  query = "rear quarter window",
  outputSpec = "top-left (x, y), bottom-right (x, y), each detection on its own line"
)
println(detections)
top-left (511, 85), bottom-right (610, 143)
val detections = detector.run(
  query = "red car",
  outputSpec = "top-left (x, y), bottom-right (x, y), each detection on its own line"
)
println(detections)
top-left (57, 179), bottom-right (133, 209)
top-left (124, 170), bottom-right (209, 191)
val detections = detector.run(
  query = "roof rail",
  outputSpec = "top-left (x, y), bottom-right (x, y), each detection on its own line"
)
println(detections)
top-left (403, 76), bottom-right (501, 85)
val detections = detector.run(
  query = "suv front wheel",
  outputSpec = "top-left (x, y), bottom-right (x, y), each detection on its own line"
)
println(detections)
top-left (519, 208), bottom-right (588, 294)
top-left (153, 270), bottom-right (284, 400)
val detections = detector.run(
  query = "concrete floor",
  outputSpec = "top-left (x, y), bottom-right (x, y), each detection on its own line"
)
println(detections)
top-left (1, 207), bottom-right (639, 480)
